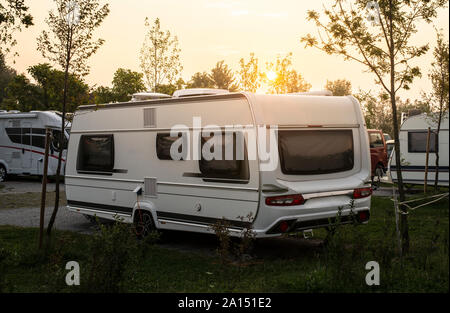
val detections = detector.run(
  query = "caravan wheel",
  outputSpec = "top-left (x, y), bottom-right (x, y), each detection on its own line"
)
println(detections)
top-left (134, 210), bottom-right (155, 239)
top-left (0, 165), bottom-right (7, 182)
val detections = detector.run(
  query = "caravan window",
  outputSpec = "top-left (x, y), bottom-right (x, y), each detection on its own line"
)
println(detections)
top-left (199, 132), bottom-right (249, 182)
top-left (408, 131), bottom-right (438, 153)
top-left (156, 133), bottom-right (188, 160)
top-left (77, 135), bottom-right (114, 173)
top-left (278, 130), bottom-right (354, 175)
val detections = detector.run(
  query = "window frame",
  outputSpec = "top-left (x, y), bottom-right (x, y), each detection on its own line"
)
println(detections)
top-left (278, 129), bottom-right (355, 176)
top-left (76, 134), bottom-right (115, 175)
top-left (198, 131), bottom-right (250, 183)
top-left (407, 131), bottom-right (438, 153)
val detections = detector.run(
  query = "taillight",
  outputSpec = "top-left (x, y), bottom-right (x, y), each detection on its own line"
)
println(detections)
top-left (353, 187), bottom-right (372, 199)
top-left (265, 194), bottom-right (305, 206)
top-left (358, 210), bottom-right (370, 222)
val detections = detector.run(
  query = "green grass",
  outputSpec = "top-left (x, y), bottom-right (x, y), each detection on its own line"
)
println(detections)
top-left (0, 192), bottom-right (67, 210)
top-left (0, 196), bottom-right (448, 293)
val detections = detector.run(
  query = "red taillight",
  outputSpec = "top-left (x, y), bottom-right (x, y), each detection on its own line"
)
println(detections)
top-left (358, 210), bottom-right (370, 222)
top-left (353, 187), bottom-right (372, 199)
top-left (279, 221), bottom-right (290, 233)
top-left (265, 194), bottom-right (305, 206)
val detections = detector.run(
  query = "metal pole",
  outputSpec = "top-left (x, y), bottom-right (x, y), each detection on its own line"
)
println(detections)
top-left (39, 128), bottom-right (51, 249)
top-left (424, 127), bottom-right (431, 194)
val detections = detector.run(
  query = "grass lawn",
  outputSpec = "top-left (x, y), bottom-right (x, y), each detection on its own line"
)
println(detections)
top-left (0, 192), bottom-right (67, 210)
top-left (0, 196), bottom-right (448, 293)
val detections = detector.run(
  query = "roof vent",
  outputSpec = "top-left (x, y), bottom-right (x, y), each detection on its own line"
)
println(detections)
top-left (173, 88), bottom-right (230, 98)
top-left (131, 92), bottom-right (171, 102)
top-left (288, 90), bottom-right (333, 96)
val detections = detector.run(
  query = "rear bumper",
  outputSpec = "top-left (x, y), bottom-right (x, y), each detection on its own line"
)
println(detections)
top-left (252, 205), bottom-right (370, 238)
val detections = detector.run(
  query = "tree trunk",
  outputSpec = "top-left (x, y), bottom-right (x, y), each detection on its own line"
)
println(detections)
top-left (434, 106), bottom-right (443, 192)
top-left (388, 0), bottom-right (408, 254)
top-left (47, 30), bottom-right (72, 237)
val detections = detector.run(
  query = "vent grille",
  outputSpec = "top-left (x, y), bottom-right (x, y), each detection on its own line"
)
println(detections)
top-left (144, 177), bottom-right (157, 197)
top-left (143, 108), bottom-right (156, 128)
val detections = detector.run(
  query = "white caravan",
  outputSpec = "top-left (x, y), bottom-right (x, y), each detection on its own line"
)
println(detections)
top-left (65, 91), bottom-right (372, 237)
top-left (389, 113), bottom-right (449, 186)
top-left (0, 111), bottom-right (69, 181)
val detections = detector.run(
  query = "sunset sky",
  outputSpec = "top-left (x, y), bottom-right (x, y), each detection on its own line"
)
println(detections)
top-left (9, 0), bottom-right (450, 100)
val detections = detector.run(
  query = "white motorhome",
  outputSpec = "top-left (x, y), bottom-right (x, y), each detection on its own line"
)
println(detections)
top-left (0, 111), bottom-right (69, 181)
top-left (65, 90), bottom-right (372, 237)
top-left (389, 113), bottom-right (449, 186)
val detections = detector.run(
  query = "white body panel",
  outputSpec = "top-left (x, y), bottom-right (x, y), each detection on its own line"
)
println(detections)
top-left (389, 113), bottom-right (449, 186)
top-left (0, 111), bottom-right (68, 177)
top-left (66, 93), bottom-right (371, 237)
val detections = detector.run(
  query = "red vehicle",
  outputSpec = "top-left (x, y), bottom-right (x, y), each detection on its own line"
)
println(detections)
top-left (367, 129), bottom-right (388, 181)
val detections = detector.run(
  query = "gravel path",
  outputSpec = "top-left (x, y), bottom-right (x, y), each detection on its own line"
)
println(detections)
top-left (0, 206), bottom-right (95, 234)
top-left (0, 177), bottom-right (64, 194)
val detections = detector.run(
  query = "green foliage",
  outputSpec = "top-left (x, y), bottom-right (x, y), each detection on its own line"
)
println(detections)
top-left (238, 53), bottom-right (262, 92)
top-left (140, 17), bottom-right (182, 92)
top-left (0, 52), bottom-right (16, 103)
top-left (186, 72), bottom-right (214, 89)
top-left (112, 68), bottom-right (146, 102)
top-left (0, 0), bottom-right (33, 56)
top-left (83, 219), bottom-right (140, 293)
top-left (356, 89), bottom-right (430, 135)
top-left (209, 60), bottom-right (238, 91)
top-left (266, 53), bottom-right (311, 94)
top-left (28, 63), bottom-right (90, 112)
top-left (1, 74), bottom-right (41, 111)
top-left (155, 77), bottom-right (185, 96)
top-left (325, 79), bottom-right (352, 96)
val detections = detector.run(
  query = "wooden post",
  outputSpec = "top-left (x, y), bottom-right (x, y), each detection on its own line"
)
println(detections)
top-left (39, 128), bottom-right (51, 249)
top-left (424, 127), bottom-right (431, 194)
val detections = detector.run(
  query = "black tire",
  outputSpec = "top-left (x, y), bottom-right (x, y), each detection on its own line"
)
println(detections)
top-left (0, 165), bottom-right (7, 182)
top-left (134, 210), bottom-right (155, 239)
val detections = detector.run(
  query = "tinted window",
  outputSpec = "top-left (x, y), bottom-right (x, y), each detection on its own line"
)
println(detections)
top-left (77, 135), bottom-right (114, 173)
top-left (278, 130), bottom-right (354, 175)
top-left (156, 133), bottom-right (187, 160)
top-left (199, 132), bottom-right (249, 181)
top-left (408, 131), bottom-right (438, 153)
top-left (52, 129), bottom-right (68, 152)
top-left (369, 132), bottom-right (384, 148)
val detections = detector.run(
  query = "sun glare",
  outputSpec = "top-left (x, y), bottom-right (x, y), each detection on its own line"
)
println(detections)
top-left (266, 71), bottom-right (277, 81)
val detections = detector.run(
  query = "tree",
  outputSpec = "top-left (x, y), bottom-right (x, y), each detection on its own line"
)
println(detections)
top-left (426, 30), bottom-right (449, 190)
top-left (29, 63), bottom-right (90, 112)
top-left (300, 0), bottom-right (447, 254)
top-left (238, 53), bottom-right (262, 92)
top-left (0, 0), bottom-right (33, 56)
top-left (155, 78), bottom-right (185, 96)
top-left (186, 72), bottom-right (214, 88)
top-left (2, 74), bottom-right (41, 111)
top-left (93, 85), bottom-right (115, 104)
top-left (209, 60), bottom-right (238, 91)
top-left (0, 52), bottom-right (16, 104)
top-left (112, 68), bottom-right (146, 102)
top-left (37, 0), bottom-right (110, 237)
top-left (356, 89), bottom-right (428, 136)
top-left (266, 53), bottom-right (311, 94)
top-left (140, 17), bottom-right (182, 92)
top-left (325, 79), bottom-right (352, 96)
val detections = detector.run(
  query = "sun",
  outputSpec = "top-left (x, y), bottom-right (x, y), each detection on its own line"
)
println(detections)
top-left (266, 71), bottom-right (277, 81)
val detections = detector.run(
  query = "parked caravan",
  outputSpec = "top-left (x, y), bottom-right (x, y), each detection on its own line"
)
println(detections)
top-left (0, 111), bottom-right (69, 181)
top-left (389, 113), bottom-right (449, 186)
top-left (65, 91), bottom-right (372, 237)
